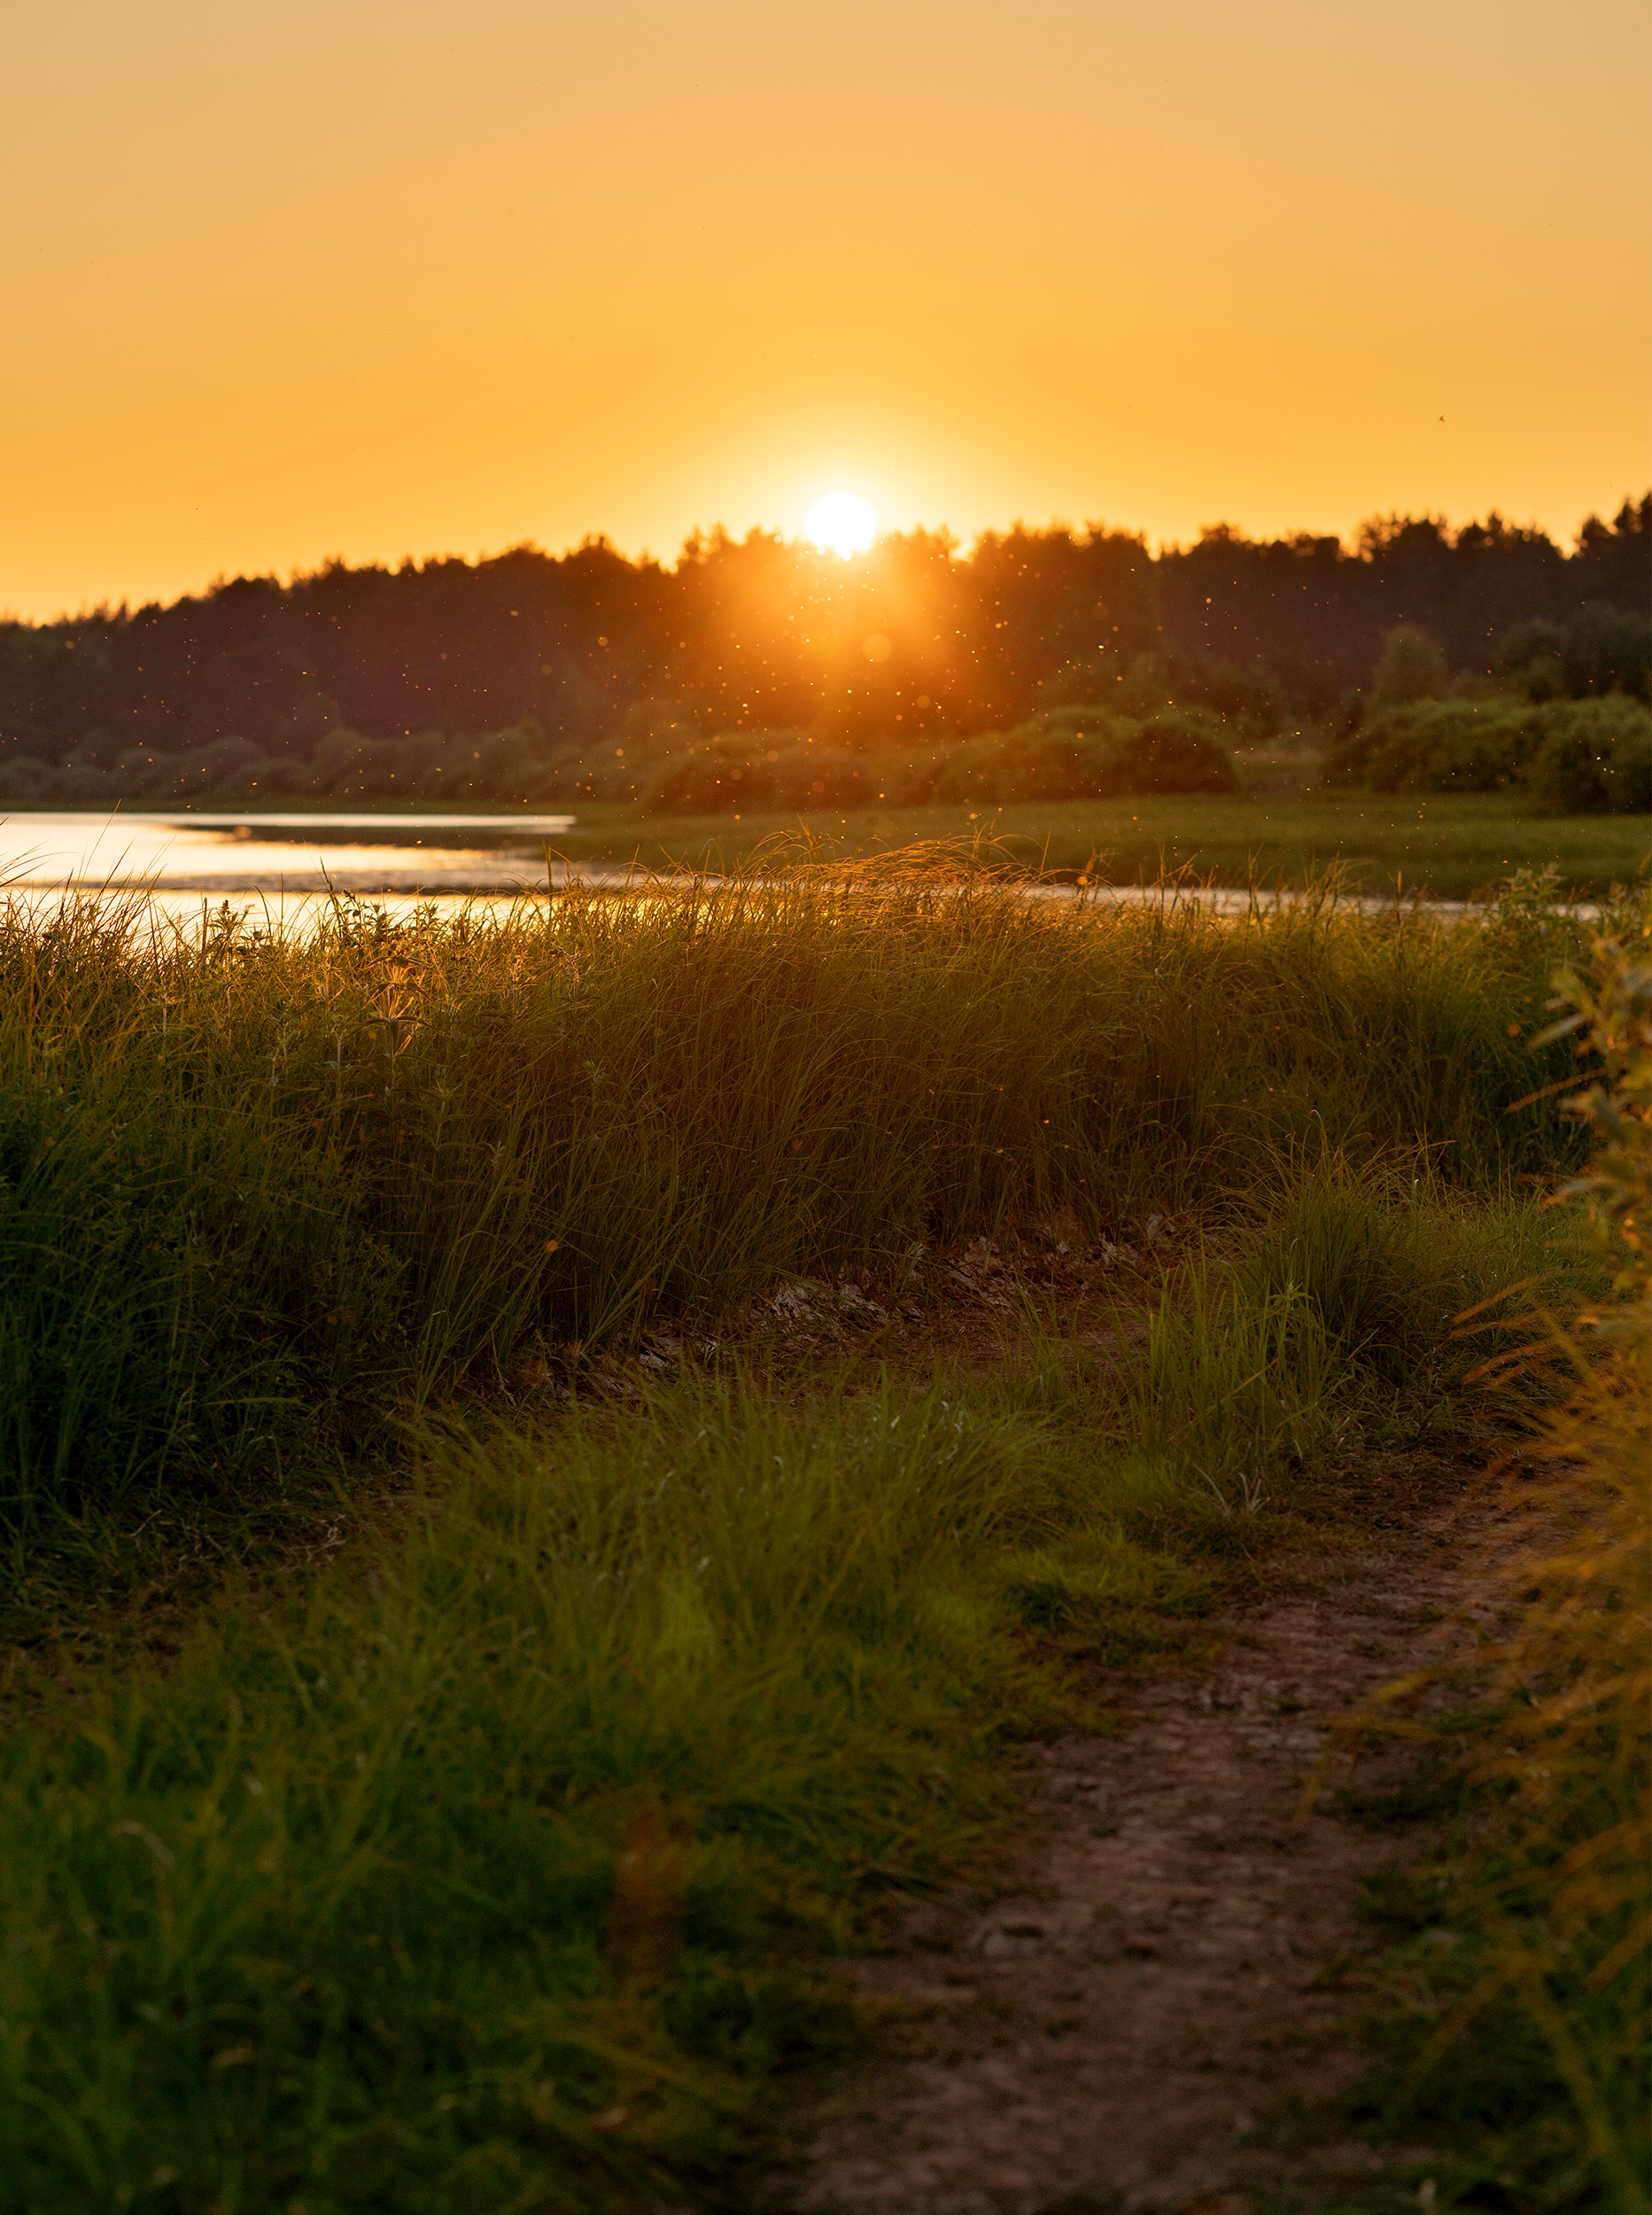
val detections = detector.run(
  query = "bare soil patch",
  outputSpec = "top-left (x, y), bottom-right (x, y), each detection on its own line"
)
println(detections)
top-left (769, 1465), bottom-right (1500, 2215)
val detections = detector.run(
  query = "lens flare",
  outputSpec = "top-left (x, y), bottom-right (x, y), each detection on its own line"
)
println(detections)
top-left (803, 491), bottom-right (878, 560)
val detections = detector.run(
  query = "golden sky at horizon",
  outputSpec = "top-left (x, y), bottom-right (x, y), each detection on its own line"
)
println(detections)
top-left (4, 0), bottom-right (1648, 621)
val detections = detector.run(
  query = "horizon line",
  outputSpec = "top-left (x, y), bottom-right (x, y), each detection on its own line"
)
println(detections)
top-left (8, 492), bottom-right (1648, 631)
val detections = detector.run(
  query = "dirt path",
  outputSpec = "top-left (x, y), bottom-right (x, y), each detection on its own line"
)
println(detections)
top-left (772, 1466), bottom-right (1496, 2215)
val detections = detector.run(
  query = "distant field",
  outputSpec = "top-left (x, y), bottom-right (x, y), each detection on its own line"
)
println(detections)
top-left (545, 789), bottom-right (1649, 900)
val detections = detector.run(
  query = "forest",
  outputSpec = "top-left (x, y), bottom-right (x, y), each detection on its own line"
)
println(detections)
top-left (0, 496), bottom-right (1647, 812)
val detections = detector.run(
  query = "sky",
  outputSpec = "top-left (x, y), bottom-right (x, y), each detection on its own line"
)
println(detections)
top-left (4, 0), bottom-right (1648, 620)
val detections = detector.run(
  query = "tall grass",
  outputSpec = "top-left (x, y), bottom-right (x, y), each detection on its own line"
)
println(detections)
top-left (0, 863), bottom-right (1594, 1527)
top-left (0, 846), bottom-right (1601, 2206)
top-left (0, 1174), bottom-right (1543, 2214)
top-left (1128, 1183), bottom-right (1548, 1496)
top-left (1344, 922), bottom-right (1650, 2210)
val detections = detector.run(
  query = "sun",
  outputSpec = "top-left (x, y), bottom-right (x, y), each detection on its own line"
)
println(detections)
top-left (804, 490), bottom-right (878, 560)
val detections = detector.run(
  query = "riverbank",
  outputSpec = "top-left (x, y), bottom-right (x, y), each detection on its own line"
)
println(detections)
top-left (0, 791), bottom-right (1643, 904)
top-left (544, 792), bottom-right (1648, 902)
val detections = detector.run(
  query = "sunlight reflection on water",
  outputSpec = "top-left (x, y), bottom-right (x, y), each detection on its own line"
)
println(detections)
top-left (0, 811), bottom-right (575, 896)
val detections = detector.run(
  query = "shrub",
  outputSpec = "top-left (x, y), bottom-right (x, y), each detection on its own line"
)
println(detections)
top-left (1341, 699), bottom-right (1540, 793)
top-left (1496, 616), bottom-right (1571, 702)
top-left (1525, 696), bottom-right (1652, 816)
top-left (0, 754), bottom-right (54, 803)
top-left (1602, 709), bottom-right (1652, 815)
top-left (0, 720), bottom-right (580, 811)
top-left (107, 734), bottom-right (282, 804)
top-left (1115, 710), bottom-right (1237, 795)
top-left (891, 732), bottom-right (1008, 804)
top-left (648, 736), bottom-right (873, 812)
top-left (907, 707), bottom-right (1235, 806)
top-left (1331, 693), bottom-right (1652, 810)
top-left (1370, 625), bottom-right (1452, 710)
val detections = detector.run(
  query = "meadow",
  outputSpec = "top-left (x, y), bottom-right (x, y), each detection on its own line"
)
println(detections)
top-left (544, 789), bottom-right (1650, 901)
top-left (0, 859), bottom-right (1645, 2212)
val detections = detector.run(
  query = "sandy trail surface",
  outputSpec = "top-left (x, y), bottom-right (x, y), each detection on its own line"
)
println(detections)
top-left (773, 1470), bottom-right (1493, 2215)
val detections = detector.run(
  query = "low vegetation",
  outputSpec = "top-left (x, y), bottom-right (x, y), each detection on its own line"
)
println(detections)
top-left (1329, 693), bottom-right (1649, 812)
top-left (546, 791), bottom-right (1648, 901)
top-left (0, 862), bottom-right (1644, 2211)
top-left (1334, 927), bottom-right (1651, 2212)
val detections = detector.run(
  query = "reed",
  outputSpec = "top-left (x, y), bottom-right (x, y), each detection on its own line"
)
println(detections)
top-left (0, 859), bottom-right (1597, 1531)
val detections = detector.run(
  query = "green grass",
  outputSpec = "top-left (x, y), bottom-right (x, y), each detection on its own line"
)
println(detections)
top-left (0, 866), bottom-right (1641, 2212)
top-left (0, 1187), bottom-right (1551, 2215)
top-left (540, 792), bottom-right (1649, 900)
top-left (0, 865), bottom-right (1600, 1544)
top-left (0, 1372), bottom-right (1070, 2211)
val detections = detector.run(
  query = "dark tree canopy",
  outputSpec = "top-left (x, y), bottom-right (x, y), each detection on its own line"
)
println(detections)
top-left (2, 497), bottom-right (1646, 777)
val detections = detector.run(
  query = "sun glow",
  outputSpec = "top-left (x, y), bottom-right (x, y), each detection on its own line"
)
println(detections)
top-left (803, 490), bottom-right (878, 560)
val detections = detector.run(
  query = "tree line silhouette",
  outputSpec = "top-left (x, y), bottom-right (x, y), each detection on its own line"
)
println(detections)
top-left (0, 497), bottom-right (1645, 804)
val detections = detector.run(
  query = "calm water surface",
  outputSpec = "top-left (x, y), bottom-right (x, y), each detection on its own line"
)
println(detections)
top-left (0, 811), bottom-right (578, 895)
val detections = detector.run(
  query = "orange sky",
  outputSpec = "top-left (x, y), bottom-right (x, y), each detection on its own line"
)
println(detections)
top-left (4, 0), bottom-right (1648, 621)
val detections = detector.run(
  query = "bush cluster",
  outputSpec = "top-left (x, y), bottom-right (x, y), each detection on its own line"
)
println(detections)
top-left (0, 702), bottom-right (1240, 814)
top-left (1327, 693), bottom-right (1650, 812)
top-left (649, 707), bottom-right (1237, 814)
top-left (0, 720), bottom-right (568, 812)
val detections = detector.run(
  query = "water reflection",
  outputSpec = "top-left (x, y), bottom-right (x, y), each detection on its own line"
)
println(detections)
top-left (0, 810), bottom-right (576, 894)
